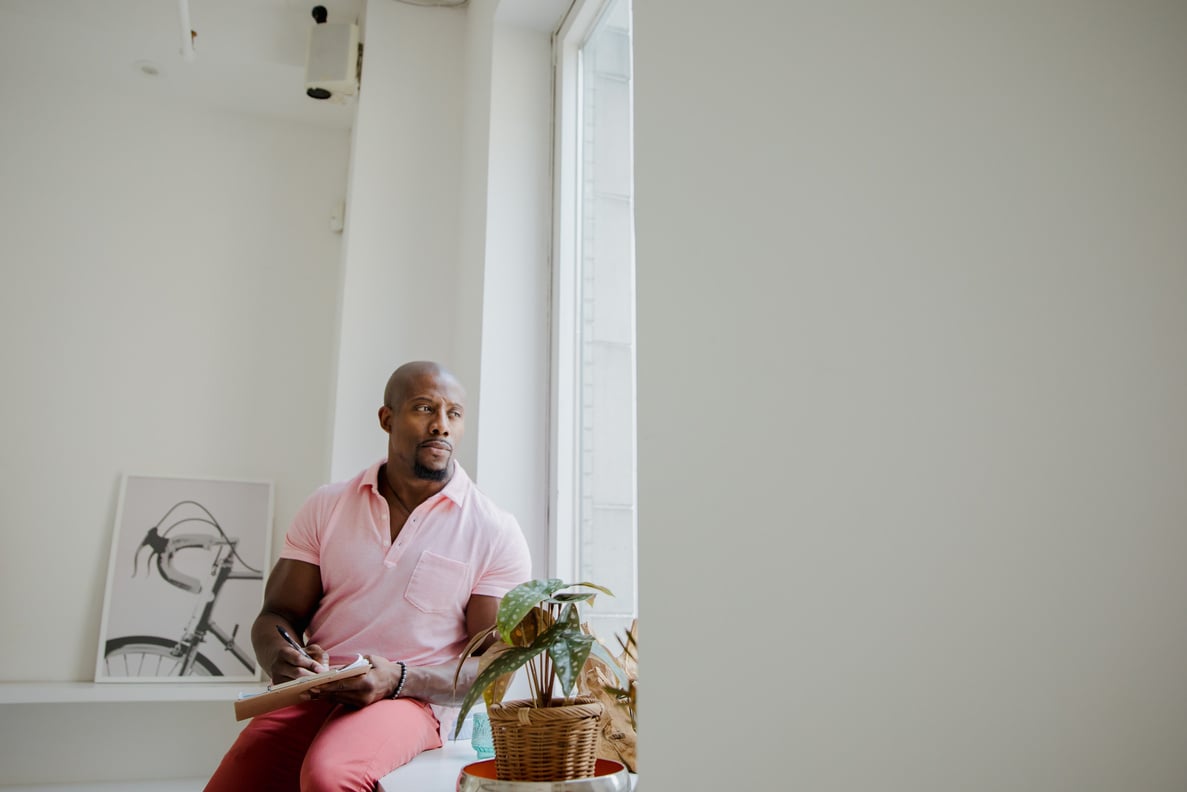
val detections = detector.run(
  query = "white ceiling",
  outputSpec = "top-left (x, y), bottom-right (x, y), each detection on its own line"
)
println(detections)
top-left (4, 0), bottom-right (366, 130)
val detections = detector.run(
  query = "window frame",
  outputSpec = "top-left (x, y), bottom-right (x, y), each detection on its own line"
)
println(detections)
top-left (548, 0), bottom-right (637, 619)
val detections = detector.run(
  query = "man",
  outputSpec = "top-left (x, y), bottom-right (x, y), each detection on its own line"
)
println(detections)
top-left (205, 361), bottom-right (532, 792)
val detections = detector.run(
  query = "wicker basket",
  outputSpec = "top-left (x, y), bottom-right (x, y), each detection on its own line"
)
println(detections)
top-left (487, 697), bottom-right (605, 781)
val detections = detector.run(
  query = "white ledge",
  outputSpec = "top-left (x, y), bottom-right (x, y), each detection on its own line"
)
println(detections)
top-left (0, 681), bottom-right (267, 704)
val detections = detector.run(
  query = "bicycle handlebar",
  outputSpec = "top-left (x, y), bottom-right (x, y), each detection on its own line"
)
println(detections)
top-left (139, 527), bottom-right (232, 594)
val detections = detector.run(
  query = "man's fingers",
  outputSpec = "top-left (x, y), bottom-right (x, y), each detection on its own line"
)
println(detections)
top-left (303, 643), bottom-right (331, 673)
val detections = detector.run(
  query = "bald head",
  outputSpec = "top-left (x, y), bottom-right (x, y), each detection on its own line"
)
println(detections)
top-left (383, 361), bottom-right (464, 409)
top-left (379, 361), bottom-right (467, 483)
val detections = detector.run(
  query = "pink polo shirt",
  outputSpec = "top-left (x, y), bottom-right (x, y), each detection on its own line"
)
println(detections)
top-left (280, 459), bottom-right (532, 667)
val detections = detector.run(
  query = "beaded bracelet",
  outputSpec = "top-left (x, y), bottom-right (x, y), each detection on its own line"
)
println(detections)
top-left (390, 660), bottom-right (408, 699)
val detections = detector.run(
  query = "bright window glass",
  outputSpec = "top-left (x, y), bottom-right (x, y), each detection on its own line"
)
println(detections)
top-left (553, 0), bottom-right (636, 641)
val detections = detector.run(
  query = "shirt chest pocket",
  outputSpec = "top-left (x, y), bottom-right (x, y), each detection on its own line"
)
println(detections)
top-left (404, 551), bottom-right (470, 614)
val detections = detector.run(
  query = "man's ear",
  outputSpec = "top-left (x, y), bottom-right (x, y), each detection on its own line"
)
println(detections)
top-left (378, 405), bottom-right (392, 433)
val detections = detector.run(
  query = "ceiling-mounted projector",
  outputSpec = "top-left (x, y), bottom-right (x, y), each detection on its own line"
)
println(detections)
top-left (305, 5), bottom-right (360, 101)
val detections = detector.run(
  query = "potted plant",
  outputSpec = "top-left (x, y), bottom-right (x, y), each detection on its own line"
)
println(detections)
top-left (453, 578), bottom-right (629, 782)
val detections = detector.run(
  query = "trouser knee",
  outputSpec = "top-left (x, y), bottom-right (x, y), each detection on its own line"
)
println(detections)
top-left (300, 759), bottom-right (376, 792)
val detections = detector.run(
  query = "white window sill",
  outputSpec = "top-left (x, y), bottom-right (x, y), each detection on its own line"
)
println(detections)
top-left (0, 681), bottom-right (266, 704)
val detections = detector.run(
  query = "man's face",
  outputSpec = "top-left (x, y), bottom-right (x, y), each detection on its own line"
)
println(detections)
top-left (381, 370), bottom-right (466, 481)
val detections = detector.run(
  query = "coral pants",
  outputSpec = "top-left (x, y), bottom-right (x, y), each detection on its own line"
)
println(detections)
top-left (203, 698), bottom-right (442, 792)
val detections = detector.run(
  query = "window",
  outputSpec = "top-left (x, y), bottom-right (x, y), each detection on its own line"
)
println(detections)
top-left (552, 0), bottom-right (636, 640)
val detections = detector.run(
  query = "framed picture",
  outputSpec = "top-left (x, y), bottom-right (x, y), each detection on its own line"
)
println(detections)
top-left (95, 474), bottom-right (273, 683)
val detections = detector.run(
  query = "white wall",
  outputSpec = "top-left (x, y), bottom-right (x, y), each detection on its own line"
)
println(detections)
top-left (634, 2), bottom-right (1187, 790)
top-left (329, 1), bottom-right (468, 481)
top-left (0, 85), bottom-right (349, 782)
top-left (338, 0), bottom-right (554, 572)
top-left (455, 0), bottom-right (499, 486)
top-left (0, 0), bottom-right (558, 783)
top-left (12, 1), bottom-right (1185, 789)
top-left (0, 89), bottom-right (350, 679)
top-left (473, 19), bottom-right (555, 577)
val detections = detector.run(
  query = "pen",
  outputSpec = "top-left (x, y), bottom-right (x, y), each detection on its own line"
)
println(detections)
top-left (276, 625), bottom-right (316, 663)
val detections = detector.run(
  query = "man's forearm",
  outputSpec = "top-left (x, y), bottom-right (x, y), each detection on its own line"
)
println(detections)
top-left (250, 610), bottom-right (304, 679)
top-left (400, 655), bottom-right (482, 706)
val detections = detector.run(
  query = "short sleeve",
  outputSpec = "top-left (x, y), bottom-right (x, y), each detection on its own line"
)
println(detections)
top-left (280, 485), bottom-right (335, 566)
top-left (472, 514), bottom-right (533, 598)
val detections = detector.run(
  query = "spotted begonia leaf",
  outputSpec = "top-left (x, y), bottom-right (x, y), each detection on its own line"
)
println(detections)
top-left (507, 606), bottom-right (553, 647)
top-left (496, 578), bottom-right (564, 643)
top-left (543, 623), bottom-right (595, 699)
top-left (455, 643), bottom-right (545, 738)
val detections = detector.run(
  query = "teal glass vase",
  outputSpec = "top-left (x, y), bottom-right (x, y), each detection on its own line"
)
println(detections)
top-left (470, 711), bottom-right (495, 759)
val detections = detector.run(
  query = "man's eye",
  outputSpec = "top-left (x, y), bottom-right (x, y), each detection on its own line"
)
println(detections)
top-left (449, 411), bottom-right (462, 419)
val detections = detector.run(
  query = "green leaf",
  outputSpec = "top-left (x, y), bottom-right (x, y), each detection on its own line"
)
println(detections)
top-left (496, 579), bottom-right (564, 643)
top-left (542, 583), bottom-right (614, 611)
top-left (542, 627), bottom-right (595, 698)
top-left (483, 670), bottom-right (513, 709)
top-left (477, 641), bottom-right (516, 708)
top-left (547, 592), bottom-right (598, 604)
top-left (569, 582), bottom-right (615, 597)
top-left (556, 600), bottom-right (580, 632)
top-left (454, 644), bottom-right (545, 738)
top-left (507, 606), bottom-right (554, 647)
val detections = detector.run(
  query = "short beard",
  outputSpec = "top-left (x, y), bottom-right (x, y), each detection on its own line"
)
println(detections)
top-left (414, 461), bottom-right (451, 482)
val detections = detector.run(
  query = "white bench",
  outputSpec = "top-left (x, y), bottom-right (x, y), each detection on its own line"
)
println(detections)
top-left (376, 739), bottom-right (479, 791)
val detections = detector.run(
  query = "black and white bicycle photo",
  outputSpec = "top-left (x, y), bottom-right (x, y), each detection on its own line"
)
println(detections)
top-left (95, 475), bottom-right (273, 683)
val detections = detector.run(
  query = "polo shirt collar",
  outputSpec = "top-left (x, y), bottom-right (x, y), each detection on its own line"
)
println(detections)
top-left (361, 458), bottom-right (471, 506)
top-left (438, 461), bottom-right (470, 505)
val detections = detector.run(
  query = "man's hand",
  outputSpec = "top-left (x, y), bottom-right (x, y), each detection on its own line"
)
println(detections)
top-left (270, 640), bottom-right (330, 683)
top-left (250, 559), bottom-right (326, 684)
top-left (302, 655), bottom-right (403, 708)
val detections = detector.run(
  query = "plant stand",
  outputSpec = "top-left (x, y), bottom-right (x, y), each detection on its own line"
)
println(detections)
top-left (457, 757), bottom-right (631, 791)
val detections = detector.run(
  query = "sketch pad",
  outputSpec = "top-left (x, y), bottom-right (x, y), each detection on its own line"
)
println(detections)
top-left (233, 655), bottom-right (371, 720)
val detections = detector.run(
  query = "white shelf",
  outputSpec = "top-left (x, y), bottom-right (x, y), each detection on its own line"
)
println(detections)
top-left (0, 779), bottom-right (206, 791)
top-left (0, 681), bottom-right (267, 704)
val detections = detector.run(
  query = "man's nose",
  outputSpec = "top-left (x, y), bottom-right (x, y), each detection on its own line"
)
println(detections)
top-left (429, 409), bottom-right (451, 435)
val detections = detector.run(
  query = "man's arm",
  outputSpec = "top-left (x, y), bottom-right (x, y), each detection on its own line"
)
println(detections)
top-left (250, 558), bottom-right (328, 683)
top-left (397, 592), bottom-right (500, 704)
top-left (303, 593), bottom-right (501, 709)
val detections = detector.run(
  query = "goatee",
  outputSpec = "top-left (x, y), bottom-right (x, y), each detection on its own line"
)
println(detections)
top-left (414, 461), bottom-right (451, 482)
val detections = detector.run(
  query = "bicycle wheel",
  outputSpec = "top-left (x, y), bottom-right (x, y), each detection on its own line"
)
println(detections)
top-left (104, 635), bottom-right (222, 677)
